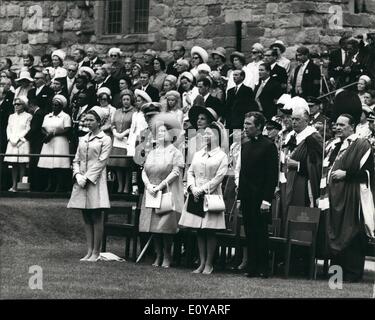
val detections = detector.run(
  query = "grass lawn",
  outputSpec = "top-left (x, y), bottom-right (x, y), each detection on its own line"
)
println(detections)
top-left (0, 197), bottom-right (374, 299)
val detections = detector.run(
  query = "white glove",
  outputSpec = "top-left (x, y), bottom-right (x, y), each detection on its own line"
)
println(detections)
top-left (76, 174), bottom-right (87, 188)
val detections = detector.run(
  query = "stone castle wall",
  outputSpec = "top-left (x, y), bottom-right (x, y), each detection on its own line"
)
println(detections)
top-left (0, 0), bottom-right (374, 68)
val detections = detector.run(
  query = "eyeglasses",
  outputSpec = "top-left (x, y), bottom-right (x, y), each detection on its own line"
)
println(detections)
top-left (99, 97), bottom-right (108, 100)
top-left (68, 69), bottom-right (76, 72)
top-left (251, 51), bottom-right (259, 54)
top-left (110, 55), bottom-right (118, 57)
top-left (192, 56), bottom-right (200, 60)
top-left (34, 77), bottom-right (44, 80)
top-left (264, 54), bottom-right (272, 57)
top-left (14, 103), bottom-right (22, 106)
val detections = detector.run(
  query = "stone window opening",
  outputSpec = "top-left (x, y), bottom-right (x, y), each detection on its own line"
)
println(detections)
top-left (349, 0), bottom-right (368, 13)
top-left (96, 0), bottom-right (150, 39)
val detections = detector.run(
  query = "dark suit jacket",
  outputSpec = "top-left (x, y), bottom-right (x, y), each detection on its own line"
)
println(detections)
top-left (166, 62), bottom-right (179, 77)
top-left (226, 84), bottom-right (256, 129)
top-left (328, 48), bottom-right (346, 80)
top-left (24, 108), bottom-right (44, 153)
top-left (238, 135), bottom-right (279, 204)
top-left (89, 57), bottom-right (105, 69)
top-left (291, 60), bottom-right (321, 98)
top-left (254, 78), bottom-right (283, 120)
top-left (27, 85), bottom-right (55, 115)
top-left (99, 76), bottom-right (119, 96)
top-left (145, 84), bottom-right (160, 102)
top-left (0, 91), bottom-right (14, 153)
top-left (270, 64), bottom-right (288, 90)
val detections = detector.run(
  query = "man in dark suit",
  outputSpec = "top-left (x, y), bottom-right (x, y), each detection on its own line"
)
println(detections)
top-left (73, 48), bottom-right (91, 69)
top-left (27, 72), bottom-right (54, 115)
top-left (237, 112), bottom-right (279, 278)
top-left (226, 69), bottom-right (256, 129)
top-left (25, 98), bottom-right (45, 191)
top-left (264, 49), bottom-right (288, 92)
top-left (328, 36), bottom-right (349, 86)
top-left (0, 78), bottom-right (14, 153)
top-left (87, 47), bottom-right (105, 70)
top-left (193, 76), bottom-right (224, 119)
top-left (254, 63), bottom-right (283, 120)
top-left (96, 65), bottom-right (119, 96)
top-left (291, 46), bottom-right (321, 98)
top-left (140, 70), bottom-right (160, 102)
top-left (166, 45), bottom-right (186, 77)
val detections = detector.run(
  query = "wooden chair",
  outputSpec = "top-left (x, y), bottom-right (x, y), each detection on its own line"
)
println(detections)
top-left (284, 220), bottom-right (319, 279)
top-left (101, 197), bottom-right (141, 261)
top-left (269, 206), bottom-right (321, 279)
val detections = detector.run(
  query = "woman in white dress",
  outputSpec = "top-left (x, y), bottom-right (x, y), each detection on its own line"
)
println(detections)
top-left (96, 87), bottom-right (116, 136)
top-left (4, 97), bottom-right (32, 192)
top-left (179, 122), bottom-right (228, 274)
top-left (38, 95), bottom-right (71, 192)
top-left (139, 113), bottom-right (185, 268)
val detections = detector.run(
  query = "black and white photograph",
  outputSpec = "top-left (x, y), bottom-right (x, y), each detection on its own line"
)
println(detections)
top-left (0, 0), bottom-right (374, 310)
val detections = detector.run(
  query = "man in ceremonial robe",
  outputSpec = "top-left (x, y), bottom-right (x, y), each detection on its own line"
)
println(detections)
top-left (281, 105), bottom-right (323, 233)
top-left (327, 114), bottom-right (375, 282)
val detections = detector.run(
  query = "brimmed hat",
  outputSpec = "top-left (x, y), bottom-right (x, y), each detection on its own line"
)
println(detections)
top-left (134, 89), bottom-right (152, 103)
top-left (176, 59), bottom-right (190, 69)
top-left (266, 116), bottom-right (282, 130)
top-left (191, 46), bottom-right (208, 63)
top-left (97, 87), bottom-right (112, 99)
top-left (277, 94), bottom-right (293, 114)
top-left (88, 105), bottom-right (108, 124)
top-left (359, 75), bottom-right (371, 85)
top-left (51, 49), bottom-right (66, 61)
top-left (15, 71), bottom-right (33, 82)
top-left (52, 94), bottom-right (68, 109)
top-left (188, 106), bottom-right (218, 129)
top-left (287, 96), bottom-right (310, 115)
top-left (120, 89), bottom-right (134, 99)
top-left (180, 71), bottom-right (194, 83)
top-left (197, 63), bottom-right (211, 73)
top-left (108, 47), bottom-right (121, 57)
top-left (14, 96), bottom-right (29, 107)
top-left (151, 111), bottom-right (183, 137)
top-left (252, 43), bottom-right (264, 54)
top-left (211, 47), bottom-right (226, 60)
top-left (271, 40), bottom-right (286, 53)
top-left (141, 102), bottom-right (162, 117)
top-left (230, 51), bottom-right (246, 64)
top-left (79, 66), bottom-right (95, 81)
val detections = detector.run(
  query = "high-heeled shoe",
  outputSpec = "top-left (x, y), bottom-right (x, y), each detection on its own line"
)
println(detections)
top-left (202, 266), bottom-right (214, 275)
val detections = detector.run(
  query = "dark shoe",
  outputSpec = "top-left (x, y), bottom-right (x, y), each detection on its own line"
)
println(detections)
top-left (258, 272), bottom-right (269, 279)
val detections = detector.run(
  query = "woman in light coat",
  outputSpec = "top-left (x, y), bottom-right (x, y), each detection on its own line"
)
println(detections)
top-left (139, 112), bottom-right (185, 268)
top-left (67, 106), bottom-right (112, 262)
top-left (179, 122), bottom-right (228, 274)
top-left (4, 97), bottom-right (32, 191)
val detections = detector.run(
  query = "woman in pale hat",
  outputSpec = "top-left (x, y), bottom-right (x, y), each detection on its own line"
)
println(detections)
top-left (68, 106), bottom-right (112, 262)
top-left (164, 90), bottom-right (184, 125)
top-left (211, 47), bottom-right (230, 77)
top-left (247, 43), bottom-right (264, 87)
top-left (270, 40), bottom-right (291, 74)
top-left (227, 51), bottom-right (255, 91)
top-left (78, 66), bottom-right (96, 90)
top-left (51, 49), bottom-right (66, 69)
top-left (357, 75), bottom-right (372, 106)
top-left (109, 89), bottom-right (135, 193)
top-left (37, 94), bottom-right (71, 192)
top-left (131, 63), bottom-right (142, 90)
top-left (14, 71), bottom-right (34, 100)
top-left (108, 47), bottom-right (126, 81)
top-left (179, 121), bottom-right (228, 274)
top-left (190, 46), bottom-right (209, 79)
top-left (150, 57), bottom-right (167, 92)
top-left (159, 74), bottom-right (178, 107)
top-left (179, 71), bottom-right (199, 117)
top-left (96, 87), bottom-right (116, 136)
top-left (356, 105), bottom-right (373, 139)
top-left (139, 112), bottom-right (185, 268)
top-left (4, 97), bottom-right (32, 192)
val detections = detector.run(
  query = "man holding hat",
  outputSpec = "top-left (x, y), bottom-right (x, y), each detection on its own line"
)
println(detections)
top-left (167, 45), bottom-right (186, 77)
top-left (211, 47), bottom-right (230, 78)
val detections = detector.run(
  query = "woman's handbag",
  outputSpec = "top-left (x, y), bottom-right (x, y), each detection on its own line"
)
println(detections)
top-left (203, 182), bottom-right (226, 213)
top-left (155, 183), bottom-right (175, 215)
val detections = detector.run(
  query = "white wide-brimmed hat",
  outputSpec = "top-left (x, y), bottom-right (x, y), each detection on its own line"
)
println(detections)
top-left (51, 49), bottom-right (66, 61)
top-left (197, 63), bottom-right (211, 73)
top-left (134, 89), bottom-right (152, 103)
top-left (97, 87), bottom-right (112, 98)
top-left (191, 46), bottom-right (208, 63)
top-left (15, 71), bottom-right (33, 82)
top-left (79, 66), bottom-right (95, 81)
top-left (108, 47), bottom-right (121, 56)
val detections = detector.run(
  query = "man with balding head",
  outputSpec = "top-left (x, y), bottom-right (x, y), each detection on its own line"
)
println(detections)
top-left (27, 71), bottom-right (55, 114)
top-left (281, 105), bottom-right (323, 232)
top-left (87, 47), bottom-right (105, 70)
top-left (167, 45), bottom-right (186, 77)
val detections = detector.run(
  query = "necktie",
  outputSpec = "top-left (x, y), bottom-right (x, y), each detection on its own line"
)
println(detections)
top-left (255, 81), bottom-right (265, 110)
top-left (234, 86), bottom-right (239, 95)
